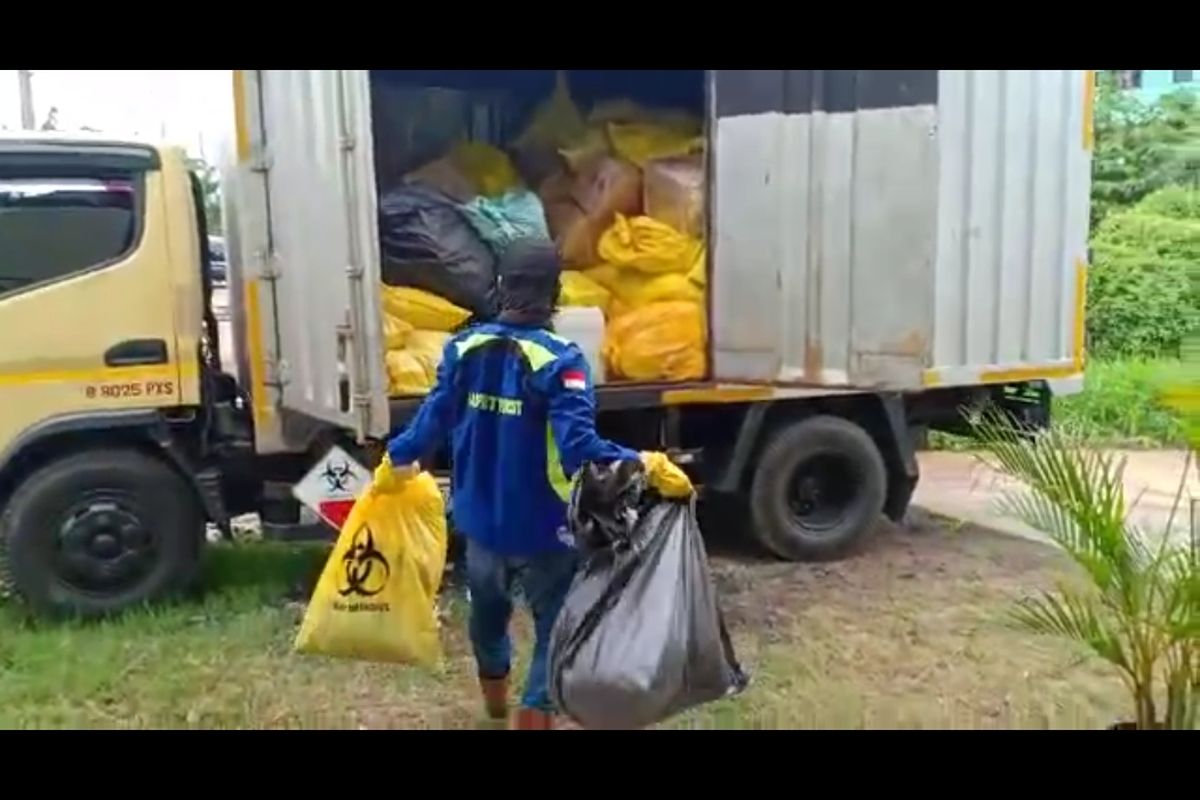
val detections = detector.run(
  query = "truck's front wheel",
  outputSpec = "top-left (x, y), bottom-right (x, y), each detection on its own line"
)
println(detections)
top-left (0, 449), bottom-right (204, 618)
top-left (750, 415), bottom-right (887, 561)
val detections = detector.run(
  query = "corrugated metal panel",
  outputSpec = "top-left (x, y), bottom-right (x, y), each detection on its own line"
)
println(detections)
top-left (711, 69), bottom-right (1091, 391)
top-left (929, 70), bottom-right (1091, 386)
top-left (250, 70), bottom-right (388, 439)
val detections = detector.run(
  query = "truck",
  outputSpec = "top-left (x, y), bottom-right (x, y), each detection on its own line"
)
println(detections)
top-left (0, 69), bottom-right (1094, 617)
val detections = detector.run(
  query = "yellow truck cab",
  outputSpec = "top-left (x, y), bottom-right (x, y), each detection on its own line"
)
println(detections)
top-left (0, 134), bottom-right (245, 616)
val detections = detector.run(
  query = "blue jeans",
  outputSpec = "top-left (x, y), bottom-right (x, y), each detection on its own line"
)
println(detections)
top-left (465, 539), bottom-right (578, 712)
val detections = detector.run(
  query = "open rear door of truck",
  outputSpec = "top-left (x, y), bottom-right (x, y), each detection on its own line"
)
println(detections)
top-left (233, 70), bottom-right (389, 445)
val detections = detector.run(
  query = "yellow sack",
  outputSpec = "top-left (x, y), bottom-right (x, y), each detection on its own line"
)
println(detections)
top-left (386, 351), bottom-right (432, 396)
top-left (558, 125), bottom-right (611, 172)
top-left (581, 264), bottom-right (621, 291)
top-left (559, 270), bottom-right (611, 310)
top-left (452, 141), bottom-right (521, 198)
top-left (604, 301), bottom-right (706, 382)
top-left (294, 474), bottom-right (448, 666)
top-left (598, 214), bottom-right (705, 275)
top-left (513, 70), bottom-right (588, 152)
top-left (611, 272), bottom-right (703, 309)
top-left (607, 122), bottom-right (703, 168)
top-left (387, 330), bottom-right (450, 396)
top-left (687, 245), bottom-right (707, 288)
top-left (381, 285), bottom-right (470, 332)
top-left (382, 313), bottom-right (414, 349)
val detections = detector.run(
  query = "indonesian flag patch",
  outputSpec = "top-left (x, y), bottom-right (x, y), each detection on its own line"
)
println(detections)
top-left (562, 370), bottom-right (587, 391)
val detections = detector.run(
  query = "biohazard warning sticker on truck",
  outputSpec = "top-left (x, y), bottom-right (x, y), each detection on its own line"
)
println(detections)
top-left (292, 445), bottom-right (371, 530)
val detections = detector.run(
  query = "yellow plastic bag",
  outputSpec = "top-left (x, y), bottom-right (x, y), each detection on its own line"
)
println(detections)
top-left (558, 125), bottom-right (611, 172)
top-left (381, 285), bottom-right (470, 332)
top-left (386, 330), bottom-right (449, 396)
top-left (559, 270), bottom-right (611, 310)
top-left (611, 272), bottom-right (703, 308)
top-left (452, 141), bottom-right (521, 198)
top-left (588, 100), bottom-right (702, 132)
top-left (603, 301), bottom-right (706, 381)
top-left (580, 264), bottom-right (621, 291)
top-left (598, 214), bottom-right (705, 275)
top-left (608, 296), bottom-right (632, 321)
top-left (294, 473), bottom-right (448, 666)
top-left (512, 70), bottom-right (588, 152)
top-left (687, 245), bottom-right (707, 288)
top-left (382, 313), bottom-right (414, 349)
top-left (607, 122), bottom-right (703, 168)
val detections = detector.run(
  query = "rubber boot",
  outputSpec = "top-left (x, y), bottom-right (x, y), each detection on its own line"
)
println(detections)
top-left (479, 676), bottom-right (509, 722)
top-left (514, 708), bottom-right (555, 730)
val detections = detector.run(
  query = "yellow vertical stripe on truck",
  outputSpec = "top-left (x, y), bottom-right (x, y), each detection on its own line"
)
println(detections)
top-left (1072, 257), bottom-right (1088, 369)
top-left (232, 70), bottom-right (252, 163)
top-left (1082, 71), bottom-right (1096, 151)
top-left (244, 279), bottom-right (271, 428)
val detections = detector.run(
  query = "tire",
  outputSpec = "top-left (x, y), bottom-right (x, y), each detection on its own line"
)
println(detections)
top-left (0, 449), bottom-right (205, 618)
top-left (749, 415), bottom-right (887, 561)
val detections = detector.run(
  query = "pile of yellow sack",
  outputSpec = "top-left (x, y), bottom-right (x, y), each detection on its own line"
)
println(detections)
top-left (380, 285), bottom-right (469, 396)
top-left (379, 71), bottom-right (710, 389)
top-left (519, 73), bottom-right (708, 382)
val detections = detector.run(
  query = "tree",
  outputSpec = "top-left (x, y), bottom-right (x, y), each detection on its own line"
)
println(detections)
top-left (1092, 74), bottom-right (1200, 225)
top-left (1087, 186), bottom-right (1200, 359)
top-left (187, 157), bottom-right (223, 235)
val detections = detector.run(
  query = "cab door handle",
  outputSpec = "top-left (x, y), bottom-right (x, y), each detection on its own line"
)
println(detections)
top-left (104, 339), bottom-right (168, 367)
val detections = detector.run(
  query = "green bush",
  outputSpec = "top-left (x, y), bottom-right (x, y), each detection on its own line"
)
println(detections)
top-left (1136, 184), bottom-right (1200, 220)
top-left (1053, 359), bottom-right (1187, 446)
top-left (1087, 189), bottom-right (1200, 359)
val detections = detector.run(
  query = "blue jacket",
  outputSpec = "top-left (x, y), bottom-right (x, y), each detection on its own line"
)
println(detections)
top-left (386, 321), bottom-right (639, 556)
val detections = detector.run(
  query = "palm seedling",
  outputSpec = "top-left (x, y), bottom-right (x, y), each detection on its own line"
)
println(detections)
top-left (972, 408), bottom-right (1197, 729)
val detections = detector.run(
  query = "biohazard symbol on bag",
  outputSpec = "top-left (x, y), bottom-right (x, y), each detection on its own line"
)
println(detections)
top-left (339, 525), bottom-right (391, 598)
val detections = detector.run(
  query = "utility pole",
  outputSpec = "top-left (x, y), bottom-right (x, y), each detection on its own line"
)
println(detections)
top-left (17, 70), bottom-right (35, 130)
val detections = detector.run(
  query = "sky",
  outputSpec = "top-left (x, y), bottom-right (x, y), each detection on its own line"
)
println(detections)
top-left (0, 70), bottom-right (234, 162)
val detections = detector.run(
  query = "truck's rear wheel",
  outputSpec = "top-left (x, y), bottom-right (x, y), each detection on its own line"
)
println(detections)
top-left (749, 415), bottom-right (887, 561)
top-left (0, 449), bottom-right (204, 618)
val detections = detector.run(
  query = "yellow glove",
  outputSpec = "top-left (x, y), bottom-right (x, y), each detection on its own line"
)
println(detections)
top-left (372, 454), bottom-right (418, 495)
top-left (640, 451), bottom-right (694, 499)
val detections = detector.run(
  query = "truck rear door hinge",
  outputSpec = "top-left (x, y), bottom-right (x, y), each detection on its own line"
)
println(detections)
top-left (249, 148), bottom-right (272, 173)
top-left (268, 358), bottom-right (290, 388)
top-left (254, 249), bottom-right (281, 281)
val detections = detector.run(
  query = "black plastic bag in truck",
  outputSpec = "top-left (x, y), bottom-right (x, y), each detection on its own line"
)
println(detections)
top-left (378, 184), bottom-right (497, 318)
top-left (548, 461), bottom-right (748, 729)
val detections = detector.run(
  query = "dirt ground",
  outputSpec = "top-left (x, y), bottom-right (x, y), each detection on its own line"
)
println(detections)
top-left (0, 509), bottom-right (1127, 729)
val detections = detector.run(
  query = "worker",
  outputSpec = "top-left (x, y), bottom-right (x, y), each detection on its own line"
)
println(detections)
top-left (373, 238), bottom-right (692, 730)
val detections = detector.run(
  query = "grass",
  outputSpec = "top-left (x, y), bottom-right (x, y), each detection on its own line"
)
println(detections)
top-left (0, 517), bottom-right (1129, 729)
top-left (930, 359), bottom-right (1187, 451)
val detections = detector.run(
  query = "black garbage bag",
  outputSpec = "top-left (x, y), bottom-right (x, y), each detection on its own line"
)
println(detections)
top-left (548, 461), bottom-right (748, 729)
top-left (378, 184), bottom-right (497, 318)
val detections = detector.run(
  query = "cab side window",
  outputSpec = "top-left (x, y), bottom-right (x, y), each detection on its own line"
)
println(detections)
top-left (0, 176), bottom-right (140, 296)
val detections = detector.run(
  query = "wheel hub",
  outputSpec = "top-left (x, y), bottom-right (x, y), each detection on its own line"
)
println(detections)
top-left (57, 498), bottom-right (157, 592)
top-left (786, 454), bottom-right (858, 533)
